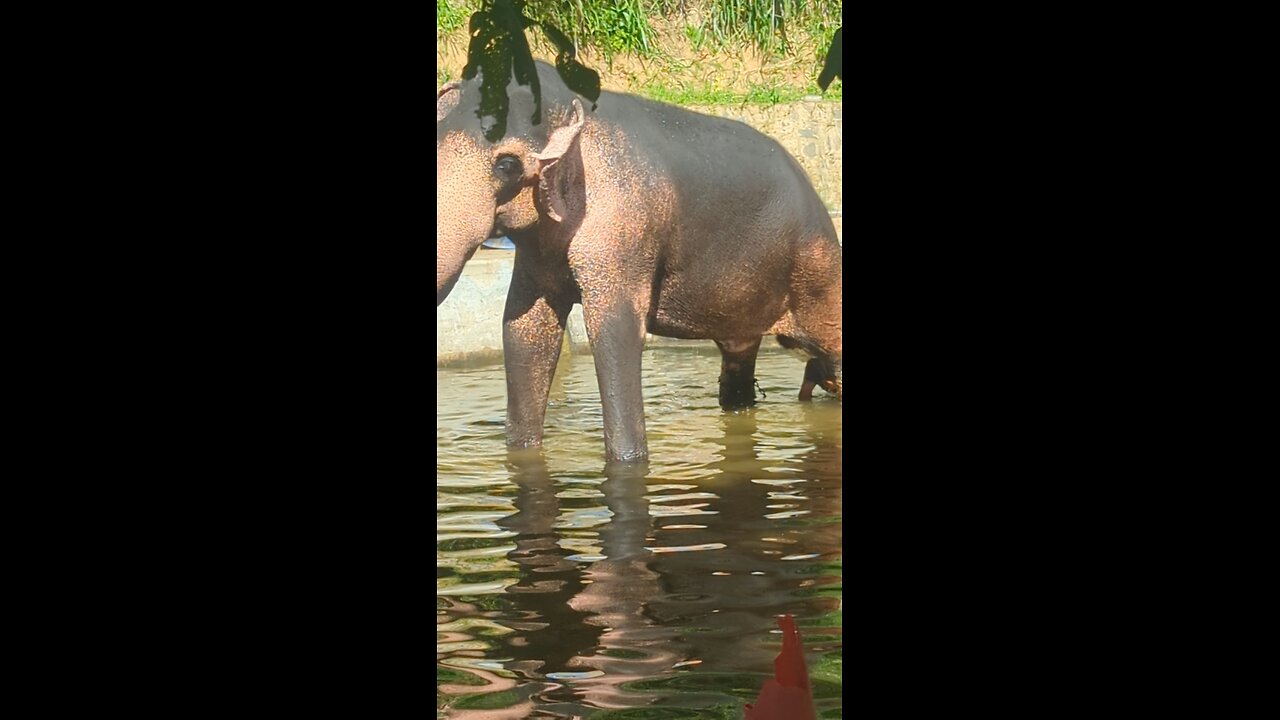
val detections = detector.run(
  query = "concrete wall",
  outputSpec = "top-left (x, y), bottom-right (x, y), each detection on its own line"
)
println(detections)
top-left (437, 101), bottom-right (842, 365)
top-left (434, 251), bottom-right (596, 365)
top-left (436, 252), bottom-right (514, 365)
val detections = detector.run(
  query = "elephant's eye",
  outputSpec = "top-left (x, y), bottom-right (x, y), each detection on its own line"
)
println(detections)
top-left (494, 156), bottom-right (522, 180)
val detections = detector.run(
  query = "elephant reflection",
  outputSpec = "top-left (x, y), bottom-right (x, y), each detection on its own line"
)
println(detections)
top-left (437, 452), bottom-right (601, 718)
top-left (439, 410), bottom-right (840, 715)
top-left (490, 452), bottom-right (602, 701)
top-left (472, 454), bottom-right (682, 714)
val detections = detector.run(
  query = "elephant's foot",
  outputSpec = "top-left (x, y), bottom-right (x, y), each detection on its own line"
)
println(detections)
top-left (715, 337), bottom-right (763, 411)
top-left (719, 374), bottom-right (757, 410)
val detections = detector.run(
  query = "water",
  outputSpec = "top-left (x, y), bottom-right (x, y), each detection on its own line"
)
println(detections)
top-left (437, 345), bottom-right (843, 718)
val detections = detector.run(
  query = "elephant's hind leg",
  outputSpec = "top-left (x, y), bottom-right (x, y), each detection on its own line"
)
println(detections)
top-left (715, 337), bottom-right (763, 410)
top-left (801, 357), bottom-right (841, 400)
top-left (777, 335), bottom-right (841, 400)
top-left (788, 236), bottom-right (843, 400)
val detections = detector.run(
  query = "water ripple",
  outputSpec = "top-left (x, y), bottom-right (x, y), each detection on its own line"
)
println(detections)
top-left (438, 347), bottom-right (841, 718)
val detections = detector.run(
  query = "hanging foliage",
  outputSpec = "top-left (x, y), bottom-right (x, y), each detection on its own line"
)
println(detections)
top-left (449, 1), bottom-right (840, 140)
top-left (460, 0), bottom-right (601, 142)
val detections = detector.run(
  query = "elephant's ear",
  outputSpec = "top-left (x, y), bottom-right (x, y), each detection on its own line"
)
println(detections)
top-left (532, 99), bottom-right (585, 223)
top-left (437, 81), bottom-right (461, 122)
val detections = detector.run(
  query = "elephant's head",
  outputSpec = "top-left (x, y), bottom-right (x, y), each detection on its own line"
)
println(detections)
top-left (435, 70), bottom-right (587, 306)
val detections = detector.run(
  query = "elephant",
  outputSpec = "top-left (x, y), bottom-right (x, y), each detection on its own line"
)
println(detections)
top-left (437, 61), bottom-right (842, 462)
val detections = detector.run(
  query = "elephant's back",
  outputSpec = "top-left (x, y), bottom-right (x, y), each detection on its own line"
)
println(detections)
top-left (594, 92), bottom-right (830, 248)
top-left (597, 93), bottom-right (801, 179)
top-left (588, 93), bottom-right (837, 340)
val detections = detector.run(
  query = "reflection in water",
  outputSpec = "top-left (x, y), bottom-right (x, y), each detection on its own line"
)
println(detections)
top-left (437, 347), bottom-right (842, 718)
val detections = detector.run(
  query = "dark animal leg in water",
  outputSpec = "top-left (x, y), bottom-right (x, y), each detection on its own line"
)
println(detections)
top-left (779, 335), bottom-right (841, 401)
top-left (785, 235), bottom-right (843, 402)
top-left (800, 357), bottom-right (841, 401)
top-left (502, 254), bottom-right (573, 448)
top-left (716, 337), bottom-right (763, 410)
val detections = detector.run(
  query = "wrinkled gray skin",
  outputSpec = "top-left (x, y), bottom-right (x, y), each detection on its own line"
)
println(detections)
top-left (437, 62), bottom-right (842, 462)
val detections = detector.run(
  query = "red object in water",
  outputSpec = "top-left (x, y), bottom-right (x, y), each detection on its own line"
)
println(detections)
top-left (743, 614), bottom-right (817, 720)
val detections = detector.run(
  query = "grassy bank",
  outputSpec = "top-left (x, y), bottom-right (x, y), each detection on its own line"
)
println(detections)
top-left (436, 0), bottom-right (842, 105)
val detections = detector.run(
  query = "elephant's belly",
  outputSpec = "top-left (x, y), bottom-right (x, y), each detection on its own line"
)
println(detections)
top-left (647, 286), bottom-right (789, 340)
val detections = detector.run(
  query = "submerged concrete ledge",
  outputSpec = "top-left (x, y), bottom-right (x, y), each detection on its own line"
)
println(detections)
top-left (437, 217), bottom-right (841, 366)
top-left (436, 252), bottom-right (513, 366)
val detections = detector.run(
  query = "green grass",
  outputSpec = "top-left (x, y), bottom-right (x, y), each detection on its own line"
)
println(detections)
top-left (436, 73), bottom-right (842, 106)
top-left (435, 1), bottom-right (843, 105)
top-left (437, 1), bottom-right (841, 59)
top-left (521, 0), bottom-right (658, 56)
top-left (436, 0), bottom-right (469, 34)
top-left (634, 78), bottom-right (840, 105)
top-left (694, 0), bottom-right (841, 56)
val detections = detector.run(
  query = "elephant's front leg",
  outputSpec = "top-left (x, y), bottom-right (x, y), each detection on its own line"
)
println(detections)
top-left (503, 266), bottom-right (573, 449)
top-left (580, 292), bottom-right (649, 462)
top-left (716, 337), bottom-right (763, 410)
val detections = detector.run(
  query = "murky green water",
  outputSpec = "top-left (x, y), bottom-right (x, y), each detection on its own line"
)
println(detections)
top-left (437, 345), bottom-right (842, 719)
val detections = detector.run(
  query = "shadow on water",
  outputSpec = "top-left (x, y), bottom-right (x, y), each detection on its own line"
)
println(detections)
top-left (437, 349), bottom-right (842, 718)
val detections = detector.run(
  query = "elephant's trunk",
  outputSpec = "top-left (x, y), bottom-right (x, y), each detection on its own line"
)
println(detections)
top-left (436, 186), bottom-right (495, 306)
top-left (437, 265), bottom-right (462, 307)
top-left (436, 240), bottom-right (483, 307)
